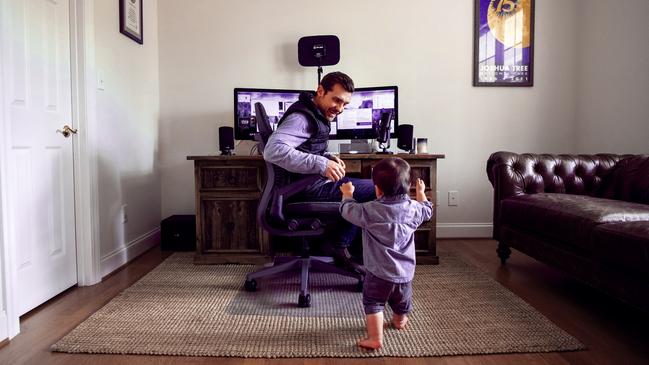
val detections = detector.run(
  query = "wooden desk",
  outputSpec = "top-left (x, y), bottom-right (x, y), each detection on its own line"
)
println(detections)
top-left (187, 153), bottom-right (444, 265)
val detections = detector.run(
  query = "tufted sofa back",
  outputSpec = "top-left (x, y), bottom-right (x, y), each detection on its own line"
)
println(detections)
top-left (486, 151), bottom-right (640, 239)
top-left (487, 152), bottom-right (628, 197)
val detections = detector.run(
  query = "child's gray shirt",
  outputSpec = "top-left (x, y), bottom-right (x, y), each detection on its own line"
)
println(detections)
top-left (340, 194), bottom-right (433, 283)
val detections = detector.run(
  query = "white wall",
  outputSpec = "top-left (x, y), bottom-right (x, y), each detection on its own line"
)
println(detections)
top-left (157, 0), bottom-right (599, 236)
top-left (575, 0), bottom-right (649, 154)
top-left (94, 0), bottom-right (161, 275)
top-left (0, 0), bottom-right (8, 340)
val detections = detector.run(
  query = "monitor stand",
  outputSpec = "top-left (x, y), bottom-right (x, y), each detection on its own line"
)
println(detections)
top-left (339, 139), bottom-right (372, 154)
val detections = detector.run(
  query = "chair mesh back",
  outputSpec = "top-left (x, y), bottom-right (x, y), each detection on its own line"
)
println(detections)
top-left (254, 102), bottom-right (273, 148)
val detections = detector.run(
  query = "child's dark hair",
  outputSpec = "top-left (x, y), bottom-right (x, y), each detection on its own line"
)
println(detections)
top-left (371, 157), bottom-right (411, 197)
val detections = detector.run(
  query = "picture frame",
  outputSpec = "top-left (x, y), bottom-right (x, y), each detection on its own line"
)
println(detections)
top-left (473, 0), bottom-right (534, 86)
top-left (119, 0), bottom-right (143, 45)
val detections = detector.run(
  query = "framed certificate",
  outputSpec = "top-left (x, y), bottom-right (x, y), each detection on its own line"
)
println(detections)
top-left (119, 0), bottom-right (143, 44)
top-left (473, 0), bottom-right (534, 86)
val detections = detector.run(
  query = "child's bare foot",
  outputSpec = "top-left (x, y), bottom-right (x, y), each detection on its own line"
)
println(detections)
top-left (392, 314), bottom-right (408, 329)
top-left (358, 337), bottom-right (382, 350)
top-left (361, 312), bottom-right (383, 349)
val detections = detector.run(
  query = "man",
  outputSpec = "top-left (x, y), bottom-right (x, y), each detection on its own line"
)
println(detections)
top-left (263, 72), bottom-right (376, 273)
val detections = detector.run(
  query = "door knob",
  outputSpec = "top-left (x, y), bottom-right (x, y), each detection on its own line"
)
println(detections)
top-left (56, 125), bottom-right (78, 138)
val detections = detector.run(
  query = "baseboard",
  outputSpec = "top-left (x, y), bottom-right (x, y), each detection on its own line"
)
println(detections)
top-left (437, 223), bottom-right (492, 238)
top-left (100, 228), bottom-right (160, 278)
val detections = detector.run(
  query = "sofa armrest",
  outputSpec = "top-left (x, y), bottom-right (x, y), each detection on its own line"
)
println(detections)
top-left (486, 151), bottom-right (624, 239)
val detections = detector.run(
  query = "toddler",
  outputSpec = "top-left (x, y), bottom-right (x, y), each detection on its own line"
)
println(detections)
top-left (339, 157), bottom-right (433, 349)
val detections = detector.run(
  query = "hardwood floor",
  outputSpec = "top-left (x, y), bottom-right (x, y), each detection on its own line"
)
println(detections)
top-left (1, 239), bottom-right (648, 365)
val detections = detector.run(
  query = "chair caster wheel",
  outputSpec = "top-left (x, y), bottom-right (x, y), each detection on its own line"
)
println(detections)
top-left (356, 280), bottom-right (364, 292)
top-left (298, 293), bottom-right (311, 307)
top-left (244, 279), bottom-right (257, 292)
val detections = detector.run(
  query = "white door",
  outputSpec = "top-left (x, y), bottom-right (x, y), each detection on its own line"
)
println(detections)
top-left (2, 0), bottom-right (77, 315)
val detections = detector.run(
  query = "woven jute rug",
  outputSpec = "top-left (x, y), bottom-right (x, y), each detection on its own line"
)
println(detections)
top-left (51, 253), bottom-right (584, 357)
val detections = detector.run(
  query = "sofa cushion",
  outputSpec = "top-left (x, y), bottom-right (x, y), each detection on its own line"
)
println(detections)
top-left (597, 155), bottom-right (649, 204)
top-left (500, 193), bottom-right (649, 250)
top-left (591, 221), bottom-right (649, 275)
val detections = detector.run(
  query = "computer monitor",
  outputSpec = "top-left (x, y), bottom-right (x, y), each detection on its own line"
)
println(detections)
top-left (335, 85), bottom-right (398, 140)
top-left (233, 85), bottom-right (398, 141)
top-left (234, 88), bottom-right (305, 140)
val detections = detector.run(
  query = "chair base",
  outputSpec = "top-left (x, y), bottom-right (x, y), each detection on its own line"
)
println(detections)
top-left (244, 256), bottom-right (364, 307)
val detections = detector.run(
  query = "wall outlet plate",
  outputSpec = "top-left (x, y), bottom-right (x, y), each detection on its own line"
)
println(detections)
top-left (97, 68), bottom-right (106, 91)
top-left (448, 191), bottom-right (459, 206)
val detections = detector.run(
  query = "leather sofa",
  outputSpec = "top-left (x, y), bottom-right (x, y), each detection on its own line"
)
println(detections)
top-left (487, 152), bottom-right (649, 311)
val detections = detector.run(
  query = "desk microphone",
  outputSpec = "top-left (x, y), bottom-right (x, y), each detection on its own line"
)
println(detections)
top-left (375, 111), bottom-right (393, 154)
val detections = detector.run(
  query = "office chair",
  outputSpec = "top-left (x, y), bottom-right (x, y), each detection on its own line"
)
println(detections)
top-left (244, 102), bottom-right (363, 307)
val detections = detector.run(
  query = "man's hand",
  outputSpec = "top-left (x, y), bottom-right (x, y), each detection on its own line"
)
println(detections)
top-left (325, 159), bottom-right (346, 182)
top-left (330, 155), bottom-right (346, 170)
top-left (340, 181), bottom-right (355, 200)
top-left (415, 178), bottom-right (427, 202)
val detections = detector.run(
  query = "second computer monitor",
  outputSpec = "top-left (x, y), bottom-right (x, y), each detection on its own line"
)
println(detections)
top-left (335, 85), bottom-right (398, 140)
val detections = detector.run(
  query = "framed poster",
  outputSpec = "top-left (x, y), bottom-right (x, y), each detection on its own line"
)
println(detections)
top-left (119, 0), bottom-right (143, 44)
top-left (473, 0), bottom-right (534, 86)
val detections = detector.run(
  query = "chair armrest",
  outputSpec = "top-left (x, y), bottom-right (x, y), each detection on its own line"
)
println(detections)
top-left (270, 174), bottom-right (322, 224)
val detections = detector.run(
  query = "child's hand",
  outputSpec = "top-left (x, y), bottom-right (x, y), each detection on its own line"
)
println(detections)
top-left (340, 181), bottom-right (355, 200)
top-left (416, 178), bottom-right (426, 193)
top-left (415, 178), bottom-right (427, 202)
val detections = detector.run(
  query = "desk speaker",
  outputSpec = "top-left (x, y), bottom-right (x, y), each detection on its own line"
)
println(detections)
top-left (219, 126), bottom-right (234, 155)
top-left (397, 124), bottom-right (414, 152)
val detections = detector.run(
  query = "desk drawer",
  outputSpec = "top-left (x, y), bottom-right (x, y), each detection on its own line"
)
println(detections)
top-left (343, 159), bottom-right (361, 174)
top-left (200, 166), bottom-right (261, 191)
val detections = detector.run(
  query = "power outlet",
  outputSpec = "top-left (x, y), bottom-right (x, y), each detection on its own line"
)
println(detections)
top-left (121, 204), bottom-right (128, 224)
top-left (448, 191), bottom-right (459, 206)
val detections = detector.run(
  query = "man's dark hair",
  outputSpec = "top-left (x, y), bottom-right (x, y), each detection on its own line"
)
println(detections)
top-left (320, 71), bottom-right (354, 93)
top-left (371, 157), bottom-right (411, 197)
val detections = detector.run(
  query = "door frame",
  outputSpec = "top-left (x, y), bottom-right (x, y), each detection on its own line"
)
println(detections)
top-left (0, 0), bottom-right (101, 339)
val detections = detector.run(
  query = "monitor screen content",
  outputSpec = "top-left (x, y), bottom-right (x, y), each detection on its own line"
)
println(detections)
top-left (234, 88), bottom-right (305, 140)
top-left (233, 85), bottom-right (398, 141)
top-left (335, 86), bottom-right (398, 140)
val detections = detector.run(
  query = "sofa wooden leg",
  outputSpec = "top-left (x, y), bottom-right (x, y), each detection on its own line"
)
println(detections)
top-left (497, 242), bottom-right (511, 265)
